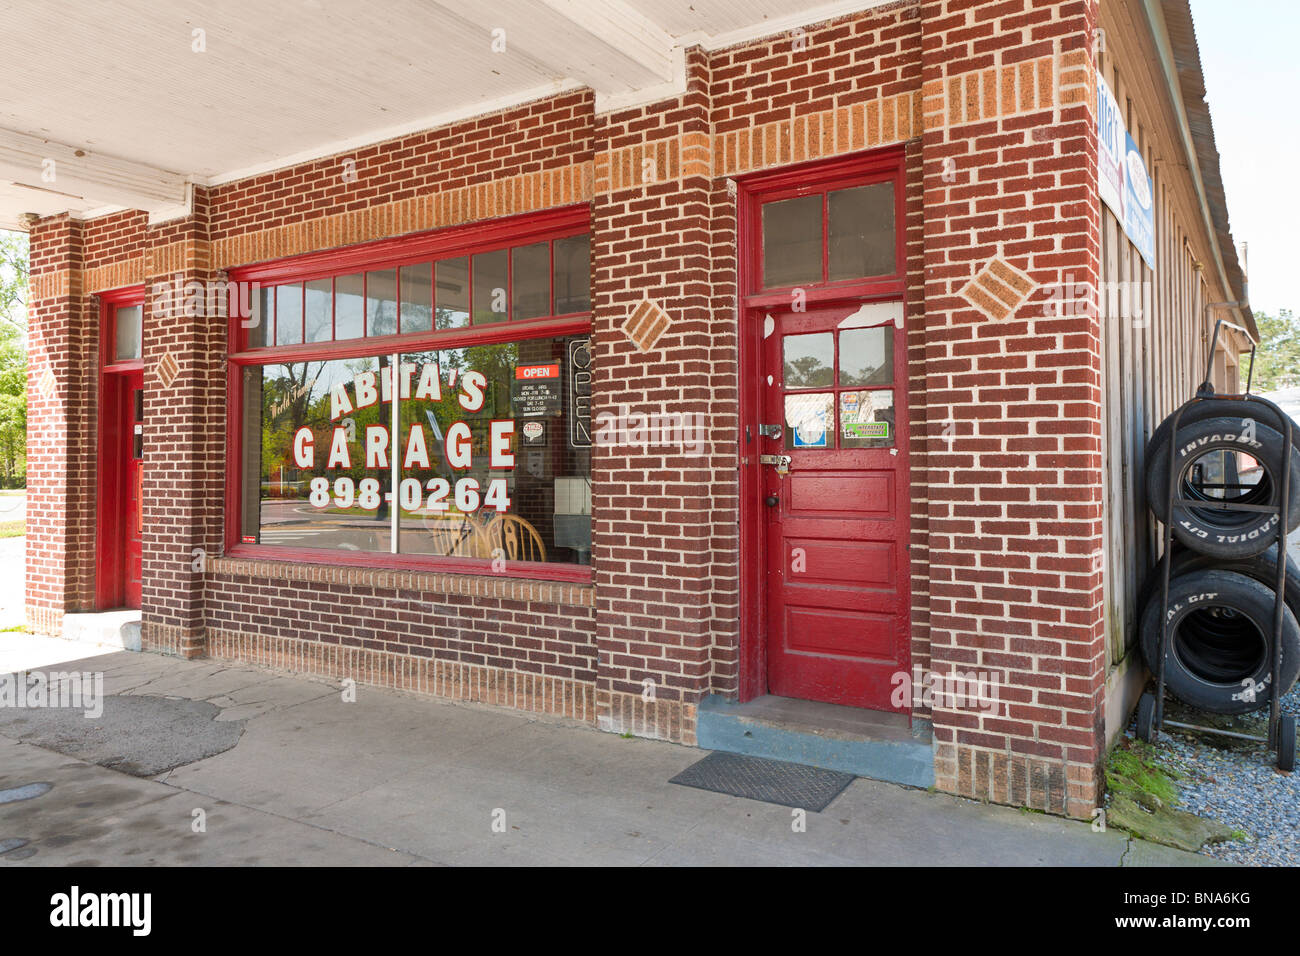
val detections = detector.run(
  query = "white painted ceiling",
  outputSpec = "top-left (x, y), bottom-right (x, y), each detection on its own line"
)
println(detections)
top-left (0, 0), bottom-right (883, 230)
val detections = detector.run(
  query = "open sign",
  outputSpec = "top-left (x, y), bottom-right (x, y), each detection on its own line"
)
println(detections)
top-left (515, 364), bottom-right (559, 380)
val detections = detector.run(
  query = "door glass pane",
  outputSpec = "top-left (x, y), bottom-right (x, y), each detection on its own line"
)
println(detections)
top-left (839, 326), bottom-right (893, 386)
top-left (828, 183), bottom-right (895, 280)
top-left (762, 195), bottom-right (822, 289)
top-left (366, 269), bottom-right (398, 338)
top-left (114, 305), bottom-right (142, 360)
top-left (512, 242), bottom-right (550, 321)
top-left (435, 258), bottom-right (470, 329)
top-left (400, 264), bottom-right (433, 334)
top-left (304, 278), bottom-right (332, 344)
top-left (840, 389), bottom-right (895, 448)
top-left (275, 284), bottom-right (303, 346)
top-left (783, 332), bottom-right (834, 388)
top-left (784, 392), bottom-right (833, 449)
top-left (335, 273), bottom-right (364, 340)
top-left (473, 249), bottom-right (509, 324)
top-left (553, 234), bottom-right (591, 313)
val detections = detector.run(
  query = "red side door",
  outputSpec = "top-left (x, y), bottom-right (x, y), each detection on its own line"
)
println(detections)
top-left (761, 302), bottom-right (910, 711)
top-left (97, 368), bottom-right (143, 610)
top-left (125, 373), bottom-right (143, 609)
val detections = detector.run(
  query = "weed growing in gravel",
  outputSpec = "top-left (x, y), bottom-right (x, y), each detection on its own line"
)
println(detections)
top-left (1104, 736), bottom-right (1240, 851)
top-left (1106, 739), bottom-right (1181, 806)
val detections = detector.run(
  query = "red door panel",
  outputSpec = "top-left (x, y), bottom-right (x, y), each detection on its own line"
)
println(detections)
top-left (96, 369), bottom-right (143, 610)
top-left (761, 303), bottom-right (910, 711)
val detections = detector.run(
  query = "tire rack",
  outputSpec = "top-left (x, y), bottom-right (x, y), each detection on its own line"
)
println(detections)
top-left (1136, 317), bottom-right (1298, 771)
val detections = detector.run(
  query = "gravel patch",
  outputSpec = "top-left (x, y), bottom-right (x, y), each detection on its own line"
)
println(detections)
top-left (1131, 682), bottom-right (1300, 866)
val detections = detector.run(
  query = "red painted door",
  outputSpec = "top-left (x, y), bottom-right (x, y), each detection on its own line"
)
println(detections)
top-left (97, 369), bottom-right (143, 610)
top-left (125, 373), bottom-right (143, 609)
top-left (761, 302), bottom-right (909, 710)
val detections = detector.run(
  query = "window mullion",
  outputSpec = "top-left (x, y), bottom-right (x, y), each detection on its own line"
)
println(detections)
top-left (391, 351), bottom-right (400, 554)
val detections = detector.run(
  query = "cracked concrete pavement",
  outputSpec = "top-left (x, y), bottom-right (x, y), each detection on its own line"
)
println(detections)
top-left (0, 635), bottom-right (1226, 866)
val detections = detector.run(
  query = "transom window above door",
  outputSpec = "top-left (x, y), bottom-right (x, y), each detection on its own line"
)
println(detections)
top-left (761, 181), bottom-right (895, 289)
top-left (113, 303), bottom-right (142, 361)
top-left (744, 151), bottom-right (905, 305)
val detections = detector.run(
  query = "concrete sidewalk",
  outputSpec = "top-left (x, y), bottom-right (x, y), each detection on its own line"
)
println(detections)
top-left (0, 636), bottom-right (1221, 866)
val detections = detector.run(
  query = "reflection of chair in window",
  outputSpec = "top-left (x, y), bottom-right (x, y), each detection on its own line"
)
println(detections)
top-left (425, 515), bottom-right (490, 558)
top-left (483, 514), bottom-right (546, 563)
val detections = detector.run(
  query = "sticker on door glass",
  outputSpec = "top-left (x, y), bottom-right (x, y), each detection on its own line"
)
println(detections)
top-left (785, 393), bottom-right (832, 448)
top-left (840, 390), bottom-right (895, 446)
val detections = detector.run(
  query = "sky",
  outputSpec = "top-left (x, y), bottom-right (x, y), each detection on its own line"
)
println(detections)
top-left (1190, 0), bottom-right (1300, 318)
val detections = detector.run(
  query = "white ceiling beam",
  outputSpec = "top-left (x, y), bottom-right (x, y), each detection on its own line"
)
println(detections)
top-left (0, 127), bottom-right (189, 217)
top-left (537, 0), bottom-right (676, 84)
top-left (426, 0), bottom-right (677, 96)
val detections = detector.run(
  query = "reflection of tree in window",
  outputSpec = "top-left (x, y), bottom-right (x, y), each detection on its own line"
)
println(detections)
top-left (785, 355), bottom-right (832, 388)
top-left (260, 362), bottom-right (326, 496)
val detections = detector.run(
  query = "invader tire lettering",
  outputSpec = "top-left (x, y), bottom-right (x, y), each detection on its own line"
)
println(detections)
top-left (1147, 415), bottom-right (1300, 560)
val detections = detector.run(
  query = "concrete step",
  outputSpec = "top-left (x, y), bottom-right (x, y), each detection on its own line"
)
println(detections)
top-left (61, 610), bottom-right (141, 651)
top-left (696, 694), bottom-right (934, 789)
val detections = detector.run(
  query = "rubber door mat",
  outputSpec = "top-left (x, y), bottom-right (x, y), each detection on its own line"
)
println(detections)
top-left (669, 751), bottom-right (855, 811)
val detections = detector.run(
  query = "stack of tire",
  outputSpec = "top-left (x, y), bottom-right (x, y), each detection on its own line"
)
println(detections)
top-left (1137, 398), bottom-right (1300, 746)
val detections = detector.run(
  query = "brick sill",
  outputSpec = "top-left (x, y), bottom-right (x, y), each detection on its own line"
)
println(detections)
top-left (207, 555), bottom-right (595, 608)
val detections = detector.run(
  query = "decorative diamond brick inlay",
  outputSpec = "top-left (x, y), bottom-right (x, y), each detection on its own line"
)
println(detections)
top-left (958, 257), bottom-right (1037, 321)
top-left (37, 366), bottom-right (56, 400)
top-left (155, 351), bottom-right (181, 390)
top-left (623, 297), bottom-right (672, 353)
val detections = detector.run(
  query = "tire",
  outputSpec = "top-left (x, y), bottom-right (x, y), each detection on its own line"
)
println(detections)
top-left (1278, 714), bottom-right (1297, 772)
top-left (1136, 691), bottom-right (1158, 742)
top-left (1139, 569), bottom-right (1300, 715)
top-left (1136, 545), bottom-right (1300, 634)
top-left (1146, 416), bottom-right (1300, 558)
top-left (1146, 399), bottom-right (1299, 470)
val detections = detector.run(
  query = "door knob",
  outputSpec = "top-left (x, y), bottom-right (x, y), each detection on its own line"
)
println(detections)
top-left (765, 495), bottom-right (779, 507)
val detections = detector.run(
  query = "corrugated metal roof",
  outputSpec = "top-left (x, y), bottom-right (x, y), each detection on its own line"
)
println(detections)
top-left (1161, 0), bottom-right (1256, 338)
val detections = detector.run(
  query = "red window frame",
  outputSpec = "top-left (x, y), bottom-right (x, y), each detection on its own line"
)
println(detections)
top-left (223, 204), bottom-right (593, 583)
top-left (742, 148), bottom-right (906, 309)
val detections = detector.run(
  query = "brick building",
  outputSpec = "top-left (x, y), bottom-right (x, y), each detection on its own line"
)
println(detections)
top-left (7, 0), bottom-right (1252, 817)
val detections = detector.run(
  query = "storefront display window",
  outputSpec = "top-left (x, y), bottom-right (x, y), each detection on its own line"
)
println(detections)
top-left (231, 217), bottom-right (593, 573)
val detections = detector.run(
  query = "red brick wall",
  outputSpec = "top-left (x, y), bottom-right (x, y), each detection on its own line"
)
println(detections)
top-left (82, 210), bottom-right (147, 272)
top-left (206, 90), bottom-right (596, 258)
top-left (138, 190), bottom-right (225, 656)
top-left (206, 560), bottom-right (595, 682)
top-left (904, 139), bottom-right (932, 718)
top-left (23, 1), bottom-right (1105, 814)
top-left (587, 48), bottom-right (718, 740)
top-left (919, 0), bottom-right (1103, 816)
top-left (25, 215), bottom-right (89, 631)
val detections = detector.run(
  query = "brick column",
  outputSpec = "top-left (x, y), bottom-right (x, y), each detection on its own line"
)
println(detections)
top-left (139, 189), bottom-right (225, 657)
top-left (25, 215), bottom-right (96, 633)
top-left (919, 0), bottom-right (1104, 817)
top-left (590, 50), bottom-right (717, 744)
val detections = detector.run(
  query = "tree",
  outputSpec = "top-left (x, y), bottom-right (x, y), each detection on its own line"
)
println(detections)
top-left (0, 230), bottom-right (27, 487)
top-left (1251, 309), bottom-right (1300, 393)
